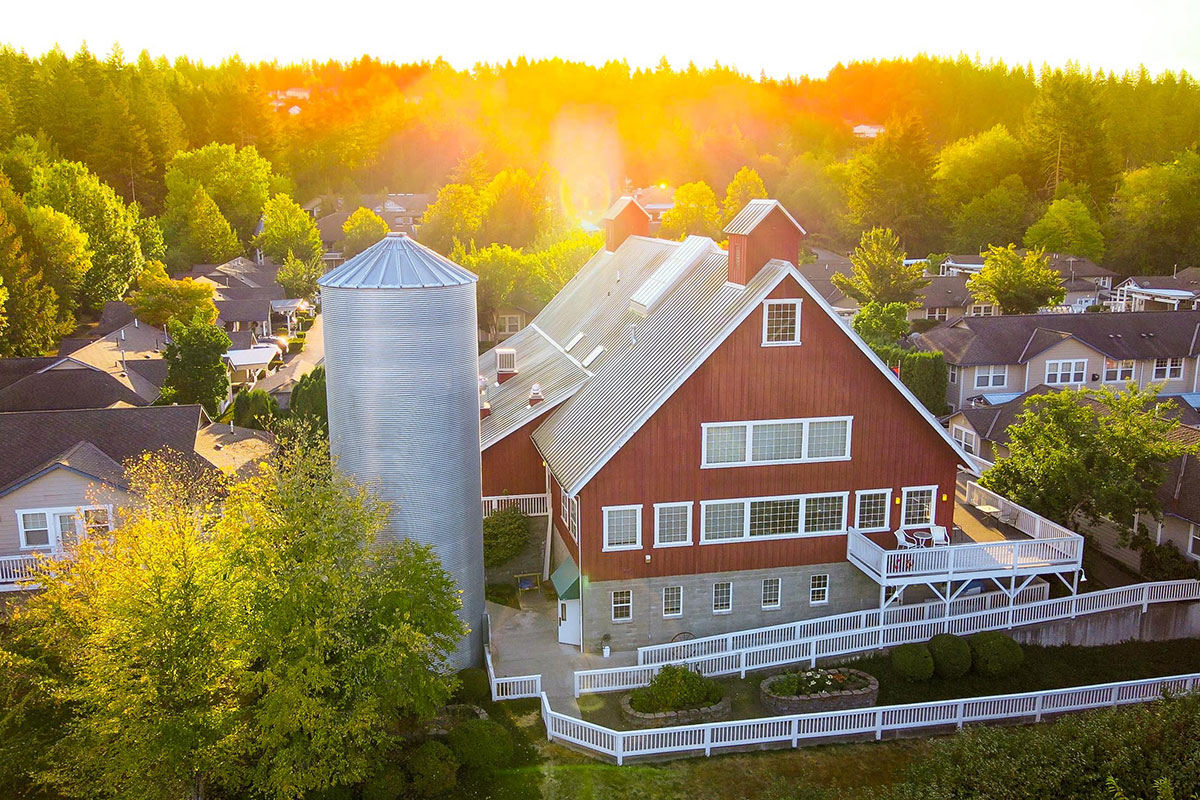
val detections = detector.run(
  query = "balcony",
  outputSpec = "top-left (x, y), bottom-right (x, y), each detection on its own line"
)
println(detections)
top-left (0, 552), bottom-right (49, 592)
top-left (846, 482), bottom-right (1084, 587)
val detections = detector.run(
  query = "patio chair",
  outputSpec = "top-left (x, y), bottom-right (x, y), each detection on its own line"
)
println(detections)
top-left (930, 525), bottom-right (950, 546)
top-left (893, 530), bottom-right (918, 550)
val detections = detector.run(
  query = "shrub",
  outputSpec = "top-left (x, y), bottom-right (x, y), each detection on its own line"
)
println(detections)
top-left (403, 741), bottom-right (458, 798)
top-left (447, 718), bottom-right (514, 772)
top-left (1138, 540), bottom-right (1200, 581)
top-left (453, 667), bottom-right (491, 705)
top-left (630, 664), bottom-right (723, 713)
top-left (871, 343), bottom-right (950, 415)
top-left (482, 505), bottom-right (529, 567)
top-left (361, 761), bottom-right (409, 800)
top-left (891, 643), bottom-right (935, 681)
top-left (969, 632), bottom-right (1024, 678)
top-left (928, 633), bottom-right (972, 679)
top-left (910, 317), bottom-right (942, 334)
top-left (768, 669), bottom-right (868, 696)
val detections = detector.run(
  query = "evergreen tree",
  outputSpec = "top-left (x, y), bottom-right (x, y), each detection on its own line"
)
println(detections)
top-left (1024, 197), bottom-right (1105, 262)
top-left (949, 175), bottom-right (1032, 252)
top-left (161, 180), bottom-right (241, 269)
top-left (659, 181), bottom-right (721, 240)
top-left (831, 227), bottom-right (930, 306)
top-left (967, 245), bottom-right (1066, 314)
top-left (256, 193), bottom-right (322, 263)
top-left (289, 365), bottom-right (327, 430)
top-left (164, 144), bottom-right (278, 241)
top-left (338, 206), bottom-right (389, 260)
top-left (722, 166), bottom-right (767, 225)
top-left (161, 317), bottom-right (232, 416)
top-left (231, 388), bottom-right (277, 430)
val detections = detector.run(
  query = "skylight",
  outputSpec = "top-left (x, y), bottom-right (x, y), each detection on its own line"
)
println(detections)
top-left (628, 236), bottom-right (712, 314)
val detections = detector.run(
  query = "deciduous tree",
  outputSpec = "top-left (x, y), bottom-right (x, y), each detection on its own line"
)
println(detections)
top-left (1106, 151), bottom-right (1200, 275)
top-left (339, 206), bottom-right (389, 260)
top-left (130, 260), bottom-right (218, 327)
top-left (851, 301), bottom-right (911, 347)
top-left (164, 143), bottom-right (279, 241)
top-left (161, 317), bottom-right (232, 416)
top-left (659, 180), bottom-right (721, 240)
top-left (276, 250), bottom-right (324, 299)
top-left (832, 227), bottom-right (929, 306)
top-left (933, 125), bottom-right (1027, 212)
top-left (948, 174), bottom-right (1032, 252)
top-left (161, 179), bottom-right (241, 269)
top-left (967, 245), bottom-right (1065, 314)
top-left (1023, 197), bottom-right (1105, 262)
top-left (418, 184), bottom-right (486, 255)
top-left (257, 193), bottom-right (322, 264)
top-left (722, 166), bottom-right (767, 225)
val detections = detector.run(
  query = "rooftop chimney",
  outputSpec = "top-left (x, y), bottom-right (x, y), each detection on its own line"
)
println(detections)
top-left (601, 196), bottom-right (651, 253)
top-left (723, 200), bottom-right (807, 286)
top-left (480, 402), bottom-right (492, 420)
top-left (529, 383), bottom-right (544, 406)
top-left (496, 348), bottom-right (517, 383)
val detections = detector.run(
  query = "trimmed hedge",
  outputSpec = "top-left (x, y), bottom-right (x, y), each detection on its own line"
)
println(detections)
top-left (404, 741), bottom-right (458, 798)
top-left (892, 643), bottom-right (935, 681)
top-left (482, 505), bottom-right (529, 567)
top-left (447, 719), bottom-right (514, 772)
top-left (871, 343), bottom-right (950, 415)
top-left (453, 667), bottom-right (491, 705)
top-left (969, 632), bottom-right (1024, 678)
top-left (630, 664), bottom-right (723, 713)
top-left (929, 633), bottom-right (973, 679)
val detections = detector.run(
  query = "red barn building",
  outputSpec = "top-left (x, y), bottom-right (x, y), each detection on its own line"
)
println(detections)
top-left (479, 199), bottom-right (973, 650)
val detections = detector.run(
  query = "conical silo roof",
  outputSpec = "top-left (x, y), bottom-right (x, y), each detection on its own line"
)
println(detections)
top-left (318, 232), bottom-right (478, 289)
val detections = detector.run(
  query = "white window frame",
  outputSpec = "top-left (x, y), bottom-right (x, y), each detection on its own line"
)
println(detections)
top-left (16, 504), bottom-right (113, 550)
top-left (713, 582), bottom-right (732, 614)
top-left (854, 489), bottom-right (892, 533)
top-left (1189, 523), bottom-right (1200, 561)
top-left (701, 416), bottom-right (853, 468)
top-left (611, 590), bottom-right (633, 622)
top-left (809, 574), bottom-right (830, 606)
top-left (568, 496), bottom-right (579, 542)
top-left (498, 314), bottom-right (521, 334)
top-left (761, 299), bottom-right (802, 346)
top-left (967, 303), bottom-right (995, 317)
top-left (952, 425), bottom-right (977, 455)
top-left (761, 577), bottom-right (781, 610)
top-left (974, 365), bottom-right (1007, 390)
top-left (699, 491), bottom-right (850, 543)
top-left (948, 365), bottom-right (958, 384)
top-left (662, 585), bottom-right (683, 618)
top-left (653, 501), bottom-right (693, 548)
top-left (601, 504), bottom-right (643, 552)
top-left (1103, 359), bottom-right (1135, 383)
top-left (1045, 359), bottom-right (1087, 386)
top-left (559, 486), bottom-right (569, 525)
top-left (1153, 357), bottom-right (1184, 381)
top-left (900, 486), bottom-right (938, 529)
top-left (926, 307), bottom-right (948, 321)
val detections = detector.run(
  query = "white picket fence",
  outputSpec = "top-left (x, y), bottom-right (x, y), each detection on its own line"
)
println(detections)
top-left (543, 673), bottom-right (1200, 764)
top-left (639, 583), bottom-right (1049, 666)
top-left (574, 580), bottom-right (1200, 696)
top-left (482, 493), bottom-right (549, 517)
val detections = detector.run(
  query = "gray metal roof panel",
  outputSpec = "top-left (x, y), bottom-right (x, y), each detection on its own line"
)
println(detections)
top-left (723, 199), bottom-right (807, 236)
top-left (601, 196), bottom-right (651, 222)
top-left (318, 232), bottom-right (477, 289)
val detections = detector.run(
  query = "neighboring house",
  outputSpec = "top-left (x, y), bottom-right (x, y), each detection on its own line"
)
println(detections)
top-left (177, 256), bottom-right (278, 291)
top-left (910, 275), bottom-right (997, 323)
top-left (488, 290), bottom-right (544, 343)
top-left (938, 252), bottom-right (1116, 313)
top-left (314, 193), bottom-right (431, 265)
top-left (916, 311), bottom-right (1200, 412)
top-left (56, 318), bottom-right (170, 404)
top-left (315, 210), bottom-right (352, 263)
top-left (224, 344), bottom-right (283, 394)
top-left (1111, 268), bottom-right (1200, 312)
top-left (631, 185), bottom-right (675, 229)
top-left (796, 252), bottom-right (857, 320)
top-left (0, 405), bottom-right (273, 588)
top-left (479, 197), bottom-right (975, 650)
top-left (852, 123), bottom-right (885, 139)
top-left (0, 357), bottom-right (147, 412)
top-left (216, 299), bottom-right (273, 336)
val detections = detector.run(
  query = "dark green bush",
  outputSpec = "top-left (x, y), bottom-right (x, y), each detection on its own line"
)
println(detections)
top-left (482, 505), bottom-right (529, 567)
top-left (630, 664), bottom-right (723, 713)
top-left (1138, 540), bottom-right (1200, 581)
top-left (361, 761), bottom-right (408, 800)
top-left (969, 632), bottom-right (1024, 678)
top-left (403, 741), bottom-right (458, 798)
top-left (447, 718), bottom-right (514, 772)
top-left (871, 343), bottom-right (950, 415)
top-left (910, 317), bottom-right (943, 334)
top-left (928, 633), bottom-right (972, 679)
top-left (452, 667), bottom-right (491, 705)
top-left (891, 643), bottom-right (935, 681)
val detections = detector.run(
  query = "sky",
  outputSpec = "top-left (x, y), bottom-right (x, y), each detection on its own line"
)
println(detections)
top-left (5, 0), bottom-right (1200, 78)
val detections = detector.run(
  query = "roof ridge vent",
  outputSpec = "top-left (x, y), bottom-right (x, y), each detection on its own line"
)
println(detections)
top-left (629, 236), bottom-right (712, 315)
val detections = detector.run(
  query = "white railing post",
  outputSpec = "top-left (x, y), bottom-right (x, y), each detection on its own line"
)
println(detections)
top-left (704, 725), bottom-right (713, 756)
top-left (792, 716), bottom-right (800, 747)
top-left (1034, 693), bottom-right (1044, 722)
top-left (874, 708), bottom-right (883, 740)
top-left (1111, 685), bottom-right (1120, 707)
top-left (1142, 584), bottom-right (1150, 613)
top-left (955, 700), bottom-right (965, 729)
top-left (615, 731), bottom-right (624, 765)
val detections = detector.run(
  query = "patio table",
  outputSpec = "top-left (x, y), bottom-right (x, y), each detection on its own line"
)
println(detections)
top-left (909, 530), bottom-right (933, 547)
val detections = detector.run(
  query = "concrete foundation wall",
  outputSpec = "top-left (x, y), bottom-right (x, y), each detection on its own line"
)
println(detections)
top-left (1009, 601), bottom-right (1200, 648)
top-left (583, 562), bottom-right (881, 652)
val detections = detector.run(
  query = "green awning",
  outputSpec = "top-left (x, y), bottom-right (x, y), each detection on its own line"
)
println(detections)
top-left (550, 556), bottom-right (580, 600)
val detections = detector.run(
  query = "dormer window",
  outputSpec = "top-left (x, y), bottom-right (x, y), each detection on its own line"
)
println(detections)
top-left (762, 299), bottom-right (802, 346)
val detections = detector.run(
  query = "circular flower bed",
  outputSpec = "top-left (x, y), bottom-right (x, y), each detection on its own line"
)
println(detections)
top-left (620, 664), bottom-right (730, 728)
top-left (759, 668), bottom-right (878, 715)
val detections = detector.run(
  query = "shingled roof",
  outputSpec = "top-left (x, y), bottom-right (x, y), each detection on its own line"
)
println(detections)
top-left (917, 310), bottom-right (1200, 366)
top-left (0, 364), bottom-right (146, 412)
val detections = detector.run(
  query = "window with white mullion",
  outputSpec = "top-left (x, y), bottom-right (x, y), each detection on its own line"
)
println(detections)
top-left (1103, 359), bottom-right (1134, 383)
top-left (701, 501), bottom-right (746, 541)
top-left (16, 504), bottom-right (113, 550)
top-left (901, 486), bottom-right (936, 528)
top-left (855, 489), bottom-right (891, 532)
top-left (1153, 358), bottom-right (1184, 381)
top-left (701, 493), bottom-right (847, 542)
top-left (749, 498), bottom-right (801, 537)
top-left (662, 586), bottom-right (683, 617)
top-left (1045, 359), bottom-right (1087, 385)
top-left (568, 496), bottom-right (580, 542)
top-left (762, 299), bottom-right (802, 345)
top-left (974, 365), bottom-right (1007, 389)
top-left (18, 512), bottom-right (51, 549)
top-left (602, 505), bottom-right (642, 551)
top-left (702, 416), bottom-right (852, 468)
top-left (653, 502), bottom-right (693, 547)
top-left (761, 578), bottom-right (781, 610)
top-left (803, 494), bottom-right (846, 533)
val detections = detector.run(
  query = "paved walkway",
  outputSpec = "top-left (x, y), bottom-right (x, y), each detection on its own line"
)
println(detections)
top-left (257, 313), bottom-right (324, 398)
top-left (488, 592), bottom-right (635, 715)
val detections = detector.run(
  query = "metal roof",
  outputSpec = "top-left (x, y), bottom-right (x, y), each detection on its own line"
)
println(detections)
top-left (318, 232), bottom-right (477, 289)
top-left (629, 236), bottom-right (717, 313)
top-left (723, 199), bottom-right (807, 237)
top-left (600, 196), bottom-right (651, 222)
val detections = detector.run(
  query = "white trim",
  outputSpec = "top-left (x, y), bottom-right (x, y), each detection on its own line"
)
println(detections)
top-left (1153, 357), bottom-right (1185, 382)
top-left (559, 264), bottom-right (976, 494)
top-left (951, 424), bottom-right (977, 456)
top-left (900, 485), bottom-right (938, 528)
top-left (761, 298), bottom-right (803, 346)
top-left (15, 504), bottom-right (113, 551)
top-left (1102, 358), bottom-right (1135, 384)
top-left (854, 488), bottom-right (892, 533)
top-left (712, 581), bottom-right (733, 614)
top-left (761, 577), bottom-right (781, 610)
top-left (569, 496), bottom-right (580, 542)
top-left (809, 573), bottom-right (830, 606)
top-left (699, 491), bottom-right (851, 543)
top-left (652, 501), bottom-right (694, 548)
top-left (662, 585), bottom-right (683, 618)
top-left (973, 364), bottom-right (1007, 390)
top-left (1045, 358), bottom-right (1087, 386)
top-left (610, 589), bottom-right (633, 622)
top-left (700, 416), bottom-right (853, 468)
top-left (601, 504), bottom-right (643, 552)
top-left (498, 314), bottom-right (522, 334)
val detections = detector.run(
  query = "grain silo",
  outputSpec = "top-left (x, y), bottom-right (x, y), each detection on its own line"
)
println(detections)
top-left (319, 232), bottom-right (484, 669)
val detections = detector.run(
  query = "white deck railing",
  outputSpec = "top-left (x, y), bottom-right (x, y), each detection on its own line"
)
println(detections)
top-left (544, 674), bottom-right (1200, 764)
top-left (963, 481), bottom-right (1077, 541)
top-left (483, 493), bottom-right (549, 517)
top-left (484, 644), bottom-right (542, 700)
top-left (573, 580), bottom-right (1200, 696)
top-left (638, 583), bottom-right (1049, 666)
top-left (0, 553), bottom-right (47, 591)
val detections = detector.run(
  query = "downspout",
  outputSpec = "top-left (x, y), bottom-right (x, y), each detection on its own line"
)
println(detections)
top-left (542, 464), bottom-right (552, 581)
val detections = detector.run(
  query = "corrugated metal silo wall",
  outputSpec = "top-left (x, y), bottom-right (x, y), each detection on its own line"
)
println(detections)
top-left (321, 283), bottom-right (485, 669)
